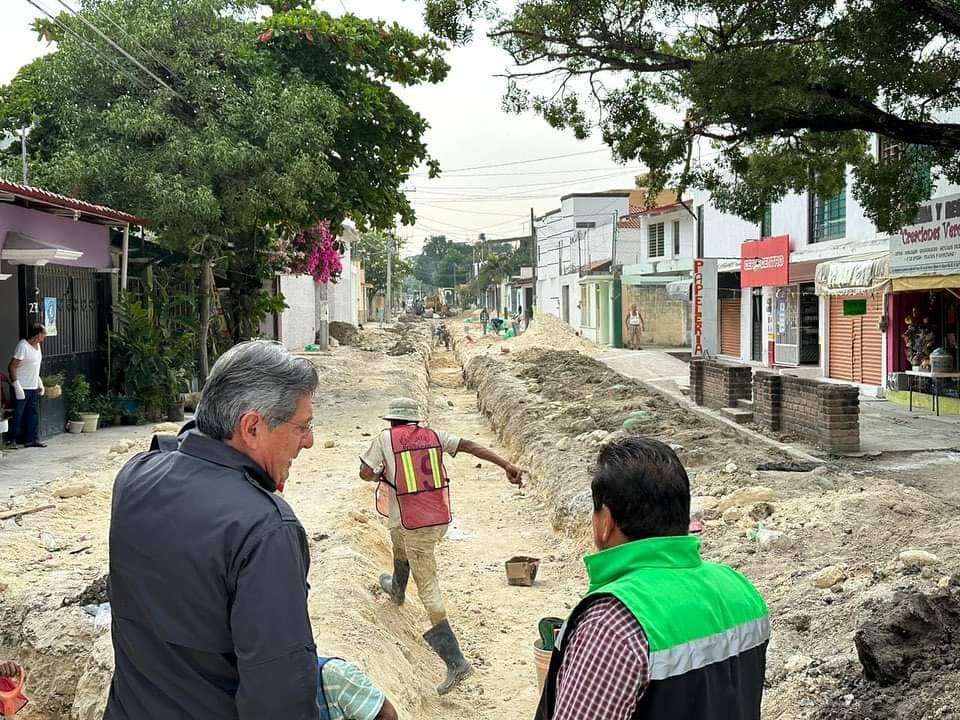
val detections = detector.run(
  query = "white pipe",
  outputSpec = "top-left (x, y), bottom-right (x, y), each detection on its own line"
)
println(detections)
top-left (121, 224), bottom-right (130, 291)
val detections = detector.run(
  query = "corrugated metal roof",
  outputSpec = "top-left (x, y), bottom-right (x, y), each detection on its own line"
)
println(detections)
top-left (0, 179), bottom-right (147, 225)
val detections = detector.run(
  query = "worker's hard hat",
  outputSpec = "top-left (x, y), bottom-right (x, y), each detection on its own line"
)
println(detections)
top-left (382, 397), bottom-right (424, 423)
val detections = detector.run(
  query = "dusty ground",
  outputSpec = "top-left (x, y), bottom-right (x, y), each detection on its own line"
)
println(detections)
top-left (2, 315), bottom-right (960, 718)
top-left (457, 314), bottom-right (960, 720)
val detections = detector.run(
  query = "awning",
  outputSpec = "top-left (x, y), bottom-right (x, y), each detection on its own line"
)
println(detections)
top-left (815, 252), bottom-right (889, 296)
top-left (892, 274), bottom-right (960, 292)
top-left (1, 232), bottom-right (84, 266)
top-left (665, 279), bottom-right (691, 300)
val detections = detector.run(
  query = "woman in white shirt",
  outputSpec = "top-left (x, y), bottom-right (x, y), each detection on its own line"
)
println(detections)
top-left (626, 304), bottom-right (645, 350)
top-left (7, 323), bottom-right (47, 449)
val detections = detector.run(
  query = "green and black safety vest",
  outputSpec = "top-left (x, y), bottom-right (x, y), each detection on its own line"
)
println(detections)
top-left (535, 535), bottom-right (769, 720)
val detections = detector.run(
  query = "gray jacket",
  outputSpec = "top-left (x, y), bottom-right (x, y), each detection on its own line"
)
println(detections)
top-left (104, 427), bottom-right (319, 719)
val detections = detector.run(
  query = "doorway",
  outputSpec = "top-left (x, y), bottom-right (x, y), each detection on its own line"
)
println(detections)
top-left (751, 289), bottom-right (763, 362)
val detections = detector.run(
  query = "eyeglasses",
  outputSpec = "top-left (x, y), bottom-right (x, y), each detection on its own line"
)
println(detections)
top-left (282, 419), bottom-right (314, 436)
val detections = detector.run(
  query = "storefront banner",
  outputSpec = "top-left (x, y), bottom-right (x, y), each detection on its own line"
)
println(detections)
top-left (741, 235), bottom-right (790, 287)
top-left (890, 192), bottom-right (960, 278)
top-left (692, 258), bottom-right (718, 356)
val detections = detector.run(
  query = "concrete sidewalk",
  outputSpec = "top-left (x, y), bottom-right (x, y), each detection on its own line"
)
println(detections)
top-left (596, 347), bottom-right (960, 457)
top-left (0, 423), bottom-right (160, 498)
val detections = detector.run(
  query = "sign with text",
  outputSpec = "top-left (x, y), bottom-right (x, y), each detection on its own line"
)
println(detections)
top-left (692, 258), bottom-right (718, 356)
top-left (741, 235), bottom-right (790, 287)
top-left (843, 299), bottom-right (867, 316)
top-left (890, 192), bottom-right (960, 278)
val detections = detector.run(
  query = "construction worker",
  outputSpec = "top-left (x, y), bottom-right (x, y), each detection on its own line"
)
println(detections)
top-left (317, 657), bottom-right (398, 720)
top-left (535, 438), bottom-right (768, 719)
top-left (359, 397), bottom-right (522, 695)
top-left (106, 341), bottom-right (323, 718)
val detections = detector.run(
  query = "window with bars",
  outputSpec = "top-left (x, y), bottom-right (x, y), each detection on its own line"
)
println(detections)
top-left (760, 204), bottom-right (772, 238)
top-left (696, 205), bottom-right (704, 257)
top-left (811, 188), bottom-right (846, 243)
top-left (878, 135), bottom-right (934, 198)
top-left (673, 220), bottom-right (681, 256)
top-left (878, 135), bottom-right (903, 162)
top-left (648, 222), bottom-right (665, 258)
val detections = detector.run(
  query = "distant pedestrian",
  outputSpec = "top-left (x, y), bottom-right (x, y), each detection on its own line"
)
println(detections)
top-left (626, 304), bottom-right (645, 350)
top-left (479, 307), bottom-right (489, 335)
top-left (360, 397), bottom-right (522, 695)
top-left (535, 438), bottom-right (769, 720)
top-left (6, 323), bottom-right (47, 449)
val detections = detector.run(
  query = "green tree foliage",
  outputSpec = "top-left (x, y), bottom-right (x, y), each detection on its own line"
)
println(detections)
top-left (0, 0), bottom-right (447, 375)
top-left (424, 0), bottom-right (960, 230)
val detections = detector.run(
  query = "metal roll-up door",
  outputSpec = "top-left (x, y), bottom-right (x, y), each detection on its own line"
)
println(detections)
top-left (829, 295), bottom-right (883, 385)
top-left (720, 297), bottom-right (741, 357)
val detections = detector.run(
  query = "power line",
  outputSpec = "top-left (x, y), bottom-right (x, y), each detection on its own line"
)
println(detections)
top-left (411, 148), bottom-right (611, 175)
top-left (411, 203), bottom-right (529, 218)
top-left (408, 168), bottom-right (638, 193)
top-left (407, 166), bottom-right (631, 179)
top-left (52, 0), bottom-right (186, 101)
top-left (79, 1), bottom-right (180, 81)
top-left (22, 0), bottom-right (156, 94)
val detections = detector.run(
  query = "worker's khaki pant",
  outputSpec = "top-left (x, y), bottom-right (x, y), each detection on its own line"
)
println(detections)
top-left (628, 324), bottom-right (642, 348)
top-left (390, 525), bottom-right (448, 625)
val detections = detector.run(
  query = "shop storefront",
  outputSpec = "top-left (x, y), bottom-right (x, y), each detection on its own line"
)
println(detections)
top-left (741, 235), bottom-right (820, 368)
top-left (886, 192), bottom-right (960, 407)
top-left (815, 253), bottom-right (889, 388)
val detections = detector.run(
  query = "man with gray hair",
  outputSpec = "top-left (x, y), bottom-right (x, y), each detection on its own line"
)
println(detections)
top-left (105, 341), bottom-right (323, 719)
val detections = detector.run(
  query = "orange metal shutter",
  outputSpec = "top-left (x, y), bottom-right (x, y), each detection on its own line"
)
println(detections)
top-left (720, 298), bottom-right (741, 357)
top-left (829, 295), bottom-right (883, 385)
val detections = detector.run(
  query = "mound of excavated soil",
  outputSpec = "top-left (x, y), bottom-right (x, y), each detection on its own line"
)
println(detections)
top-left (453, 319), bottom-right (960, 720)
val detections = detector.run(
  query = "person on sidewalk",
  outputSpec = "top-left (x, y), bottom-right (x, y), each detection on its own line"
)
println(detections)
top-left (317, 657), bottom-right (398, 720)
top-left (625, 304), bottom-right (645, 350)
top-left (106, 340), bottom-right (323, 719)
top-left (6, 323), bottom-right (47, 449)
top-left (359, 397), bottom-right (522, 695)
top-left (535, 438), bottom-right (769, 720)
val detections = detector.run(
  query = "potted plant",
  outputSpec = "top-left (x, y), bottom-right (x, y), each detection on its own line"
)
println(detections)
top-left (41, 374), bottom-right (64, 400)
top-left (66, 375), bottom-right (100, 433)
top-left (93, 394), bottom-right (120, 428)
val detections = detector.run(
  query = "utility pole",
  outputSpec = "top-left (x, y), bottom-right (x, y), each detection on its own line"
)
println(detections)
top-left (530, 207), bottom-right (537, 318)
top-left (21, 127), bottom-right (28, 185)
top-left (385, 233), bottom-right (393, 324)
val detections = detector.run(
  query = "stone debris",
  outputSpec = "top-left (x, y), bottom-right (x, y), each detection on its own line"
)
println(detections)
top-left (899, 549), bottom-right (939, 569)
top-left (814, 565), bottom-right (847, 590)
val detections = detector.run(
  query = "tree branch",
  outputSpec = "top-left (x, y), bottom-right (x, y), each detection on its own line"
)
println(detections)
top-left (902, 0), bottom-right (960, 36)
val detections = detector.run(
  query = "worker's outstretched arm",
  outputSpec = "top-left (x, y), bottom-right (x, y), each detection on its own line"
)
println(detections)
top-left (231, 522), bottom-right (319, 720)
top-left (457, 439), bottom-right (522, 484)
top-left (376, 697), bottom-right (399, 720)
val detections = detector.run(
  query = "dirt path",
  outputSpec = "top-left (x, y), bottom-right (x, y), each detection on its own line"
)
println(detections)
top-left (282, 331), bottom-right (585, 720)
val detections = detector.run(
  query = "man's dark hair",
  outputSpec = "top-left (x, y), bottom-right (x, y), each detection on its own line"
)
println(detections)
top-left (389, 419), bottom-right (418, 427)
top-left (592, 437), bottom-right (691, 540)
top-left (27, 323), bottom-right (46, 339)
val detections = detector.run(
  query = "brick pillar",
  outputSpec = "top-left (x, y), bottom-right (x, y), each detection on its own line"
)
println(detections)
top-left (817, 384), bottom-right (860, 453)
top-left (754, 371), bottom-right (782, 432)
top-left (690, 358), bottom-right (705, 406)
top-left (725, 365), bottom-right (753, 407)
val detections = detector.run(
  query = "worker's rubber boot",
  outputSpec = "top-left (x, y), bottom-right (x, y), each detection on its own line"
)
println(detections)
top-left (423, 619), bottom-right (475, 695)
top-left (379, 559), bottom-right (410, 604)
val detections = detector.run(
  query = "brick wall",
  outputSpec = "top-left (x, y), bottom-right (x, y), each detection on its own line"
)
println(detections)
top-left (689, 361), bottom-right (861, 453)
top-left (695, 359), bottom-right (752, 408)
top-left (754, 372), bottom-right (782, 432)
top-left (622, 285), bottom-right (687, 347)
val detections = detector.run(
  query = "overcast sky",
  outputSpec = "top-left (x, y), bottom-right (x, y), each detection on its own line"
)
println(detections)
top-left (2, 0), bottom-right (642, 255)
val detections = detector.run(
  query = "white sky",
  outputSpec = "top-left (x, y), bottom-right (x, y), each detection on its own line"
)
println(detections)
top-left (2, 0), bottom-right (643, 255)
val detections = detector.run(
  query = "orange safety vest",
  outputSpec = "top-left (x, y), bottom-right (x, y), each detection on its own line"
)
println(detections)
top-left (375, 425), bottom-right (452, 530)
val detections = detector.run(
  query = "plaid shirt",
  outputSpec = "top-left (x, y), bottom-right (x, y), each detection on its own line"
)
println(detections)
top-left (553, 597), bottom-right (650, 720)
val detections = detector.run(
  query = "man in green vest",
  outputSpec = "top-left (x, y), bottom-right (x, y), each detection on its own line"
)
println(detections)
top-left (535, 438), bottom-right (769, 720)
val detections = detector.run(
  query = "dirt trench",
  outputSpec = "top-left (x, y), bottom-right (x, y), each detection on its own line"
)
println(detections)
top-left (0, 325), bottom-right (584, 719)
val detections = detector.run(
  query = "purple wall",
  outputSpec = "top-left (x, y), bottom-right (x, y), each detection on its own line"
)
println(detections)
top-left (0, 203), bottom-right (111, 269)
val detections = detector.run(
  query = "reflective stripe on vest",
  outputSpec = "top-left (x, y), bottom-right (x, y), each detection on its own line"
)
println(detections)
top-left (648, 615), bottom-right (769, 681)
top-left (388, 425), bottom-right (452, 529)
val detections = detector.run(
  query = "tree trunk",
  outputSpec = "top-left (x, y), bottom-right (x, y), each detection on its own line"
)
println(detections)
top-left (317, 281), bottom-right (329, 351)
top-left (199, 255), bottom-right (212, 384)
